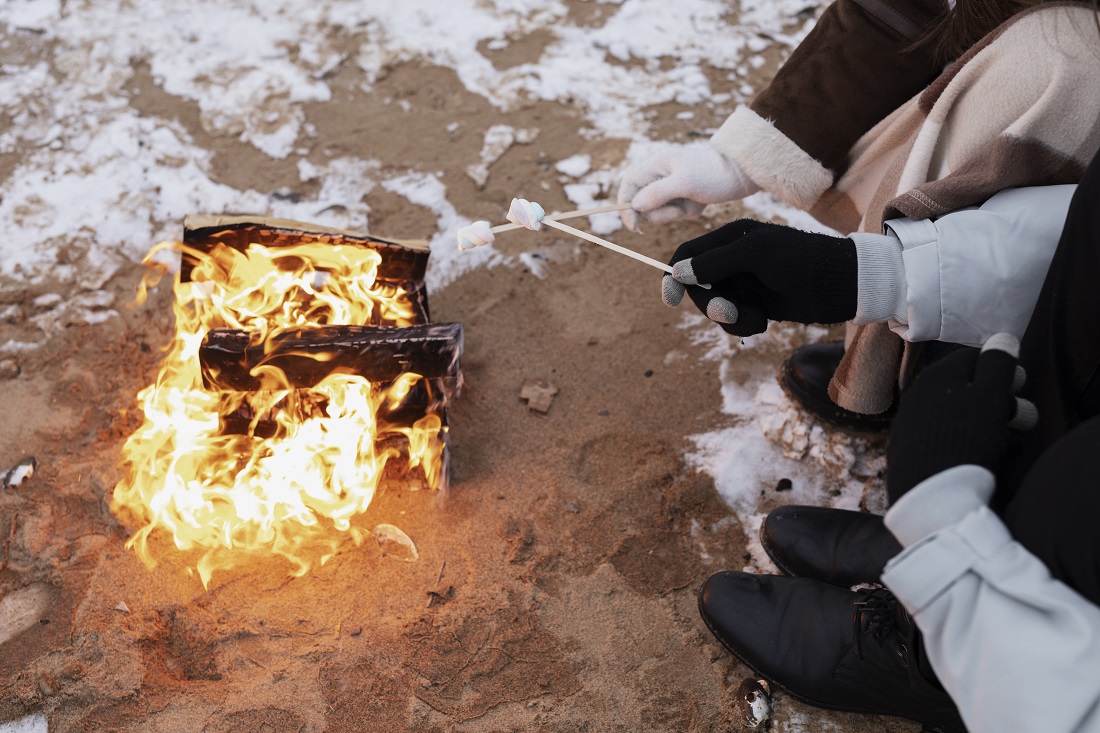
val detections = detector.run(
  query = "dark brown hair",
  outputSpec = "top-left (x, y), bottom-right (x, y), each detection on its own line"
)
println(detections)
top-left (912, 0), bottom-right (1100, 62)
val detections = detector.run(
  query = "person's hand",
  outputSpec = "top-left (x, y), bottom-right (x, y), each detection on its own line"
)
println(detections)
top-left (662, 219), bottom-right (857, 337)
top-left (886, 334), bottom-right (1038, 503)
top-left (617, 143), bottom-right (759, 232)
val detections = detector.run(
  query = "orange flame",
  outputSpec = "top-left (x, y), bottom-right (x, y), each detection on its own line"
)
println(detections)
top-left (113, 240), bottom-right (443, 587)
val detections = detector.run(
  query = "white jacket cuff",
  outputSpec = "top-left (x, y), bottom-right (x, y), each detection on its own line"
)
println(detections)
top-left (882, 185), bottom-right (1075, 345)
top-left (883, 216), bottom-right (944, 342)
top-left (710, 105), bottom-right (834, 211)
top-left (884, 465), bottom-right (997, 548)
top-left (882, 498), bottom-right (1100, 732)
top-left (850, 231), bottom-right (907, 325)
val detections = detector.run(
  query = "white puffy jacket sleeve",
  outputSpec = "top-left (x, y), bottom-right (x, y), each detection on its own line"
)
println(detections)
top-left (881, 466), bottom-right (1100, 733)
top-left (850, 185), bottom-right (1076, 346)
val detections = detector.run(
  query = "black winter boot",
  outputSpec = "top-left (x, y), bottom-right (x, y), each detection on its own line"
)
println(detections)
top-left (761, 505), bottom-right (903, 586)
top-left (780, 341), bottom-right (895, 433)
top-left (699, 572), bottom-right (965, 733)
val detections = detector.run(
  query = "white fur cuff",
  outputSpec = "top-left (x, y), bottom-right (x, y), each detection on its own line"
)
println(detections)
top-left (711, 106), bottom-right (834, 211)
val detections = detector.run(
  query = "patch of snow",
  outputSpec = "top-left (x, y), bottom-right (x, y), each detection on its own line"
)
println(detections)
top-left (518, 251), bottom-right (550, 279)
top-left (0, 714), bottom-right (48, 733)
top-left (0, 340), bottom-right (43, 353)
top-left (678, 315), bottom-right (884, 566)
top-left (0, 112), bottom-right (269, 282)
top-left (347, 0), bottom-right (820, 139)
top-left (740, 0), bottom-right (823, 45)
top-left (0, 1), bottom-right (59, 31)
top-left (466, 125), bottom-right (540, 188)
top-left (555, 154), bottom-right (591, 178)
top-left (561, 168), bottom-right (622, 236)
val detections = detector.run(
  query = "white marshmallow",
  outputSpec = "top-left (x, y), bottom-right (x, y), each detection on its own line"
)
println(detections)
top-left (506, 198), bottom-right (545, 231)
top-left (456, 220), bottom-right (495, 251)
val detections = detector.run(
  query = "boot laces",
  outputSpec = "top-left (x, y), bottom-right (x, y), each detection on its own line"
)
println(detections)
top-left (853, 588), bottom-right (906, 662)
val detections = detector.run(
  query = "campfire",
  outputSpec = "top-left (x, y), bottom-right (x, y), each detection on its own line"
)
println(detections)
top-left (111, 215), bottom-right (462, 587)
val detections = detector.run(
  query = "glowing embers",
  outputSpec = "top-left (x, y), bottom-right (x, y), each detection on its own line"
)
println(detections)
top-left (112, 216), bottom-right (462, 587)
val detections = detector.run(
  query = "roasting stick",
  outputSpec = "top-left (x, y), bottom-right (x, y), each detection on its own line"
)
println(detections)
top-left (539, 218), bottom-right (672, 275)
top-left (456, 202), bottom-right (631, 251)
top-left (491, 202), bottom-right (631, 235)
top-left (505, 198), bottom-right (710, 286)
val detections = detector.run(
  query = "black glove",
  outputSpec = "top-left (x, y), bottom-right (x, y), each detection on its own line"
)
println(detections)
top-left (886, 335), bottom-right (1038, 503)
top-left (662, 219), bottom-right (857, 337)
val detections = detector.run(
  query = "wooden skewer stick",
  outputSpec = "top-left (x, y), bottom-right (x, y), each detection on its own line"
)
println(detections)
top-left (540, 219), bottom-right (673, 275)
top-left (537, 216), bottom-right (711, 288)
top-left (488, 202), bottom-right (632, 235)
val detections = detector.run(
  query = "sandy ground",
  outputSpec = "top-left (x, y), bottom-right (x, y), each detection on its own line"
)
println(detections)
top-left (0, 3), bottom-right (921, 731)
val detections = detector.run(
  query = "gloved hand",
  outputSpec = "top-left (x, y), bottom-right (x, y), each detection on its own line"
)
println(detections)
top-left (663, 219), bottom-right (857, 337)
top-left (886, 334), bottom-right (1038, 503)
top-left (617, 142), bottom-right (759, 232)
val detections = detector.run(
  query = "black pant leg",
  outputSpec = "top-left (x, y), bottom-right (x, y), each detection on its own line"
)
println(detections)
top-left (996, 151), bottom-right (1100, 500)
top-left (1002, 415), bottom-right (1100, 606)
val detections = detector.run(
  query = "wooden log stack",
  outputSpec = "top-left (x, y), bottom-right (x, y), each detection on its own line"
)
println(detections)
top-left (182, 216), bottom-right (463, 485)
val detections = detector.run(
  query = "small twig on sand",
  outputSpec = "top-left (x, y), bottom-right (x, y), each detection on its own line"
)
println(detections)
top-left (427, 560), bottom-right (449, 608)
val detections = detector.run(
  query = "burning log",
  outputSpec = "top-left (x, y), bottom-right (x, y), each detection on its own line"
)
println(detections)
top-left (181, 215), bottom-right (429, 285)
top-left (199, 323), bottom-right (463, 392)
top-left (181, 214), bottom-right (433, 322)
top-left (215, 382), bottom-right (454, 441)
top-left (201, 323), bottom-right (463, 445)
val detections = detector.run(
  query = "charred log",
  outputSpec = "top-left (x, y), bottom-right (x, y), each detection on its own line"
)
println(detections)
top-left (181, 216), bottom-right (431, 322)
top-left (217, 376), bottom-right (457, 439)
top-left (181, 215), bottom-right (430, 287)
top-left (199, 323), bottom-right (463, 392)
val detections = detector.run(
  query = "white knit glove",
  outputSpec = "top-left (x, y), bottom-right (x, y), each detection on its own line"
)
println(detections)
top-left (616, 142), bottom-right (760, 232)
